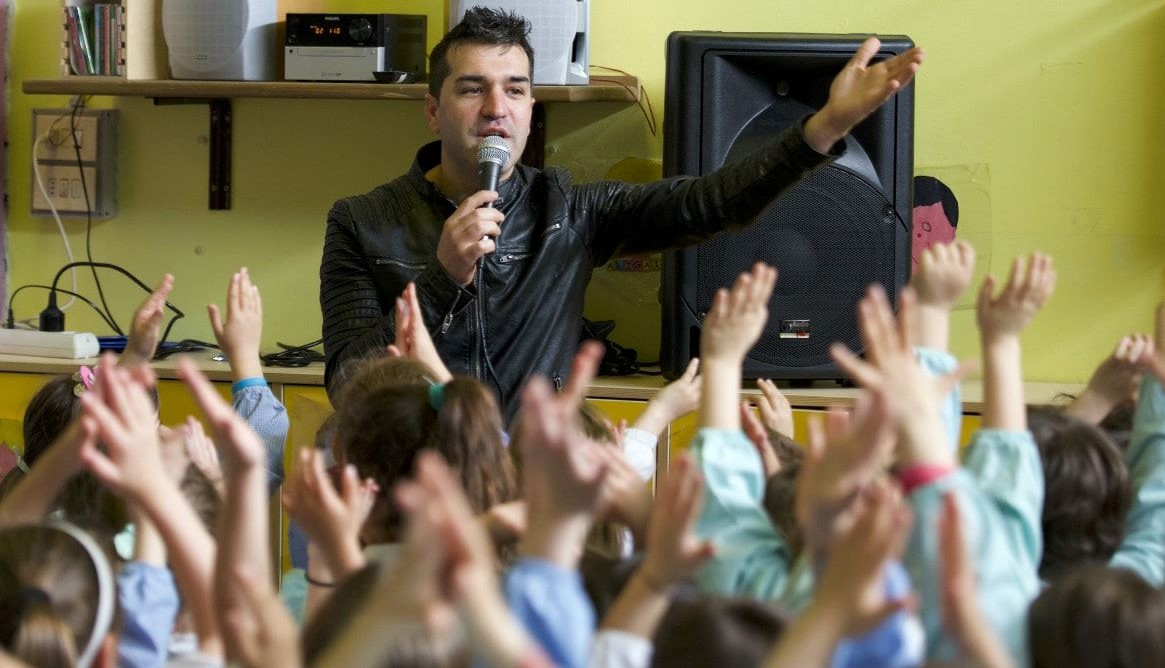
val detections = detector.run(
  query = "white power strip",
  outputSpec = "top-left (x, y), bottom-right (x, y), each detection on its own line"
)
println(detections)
top-left (0, 329), bottom-right (100, 359)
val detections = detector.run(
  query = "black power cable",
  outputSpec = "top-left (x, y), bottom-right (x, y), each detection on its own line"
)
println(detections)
top-left (44, 261), bottom-right (185, 345)
top-left (6, 284), bottom-right (119, 332)
top-left (69, 97), bottom-right (121, 333)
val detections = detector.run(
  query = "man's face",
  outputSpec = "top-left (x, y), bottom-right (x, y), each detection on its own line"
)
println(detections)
top-left (425, 43), bottom-right (535, 180)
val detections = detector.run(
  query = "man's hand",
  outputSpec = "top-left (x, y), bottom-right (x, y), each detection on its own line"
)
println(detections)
top-left (436, 190), bottom-right (504, 286)
top-left (121, 274), bottom-right (174, 366)
top-left (804, 37), bottom-right (925, 154)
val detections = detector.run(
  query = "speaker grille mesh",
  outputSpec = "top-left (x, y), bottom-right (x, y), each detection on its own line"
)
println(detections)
top-left (695, 165), bottom-right (898, 368)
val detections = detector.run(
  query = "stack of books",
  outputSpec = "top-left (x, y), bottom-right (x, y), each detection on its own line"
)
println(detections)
top-left (64, 3), bottom-right (124, 75)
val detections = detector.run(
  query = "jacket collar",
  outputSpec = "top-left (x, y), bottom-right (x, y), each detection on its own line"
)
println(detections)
top-left (406, 140), bottom-right (527, 208)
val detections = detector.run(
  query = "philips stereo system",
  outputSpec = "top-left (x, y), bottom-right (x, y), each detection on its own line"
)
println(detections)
top-left (160, 1), bottom-right (586, 85)
top-left (284, 13), bottom-right (428, 82)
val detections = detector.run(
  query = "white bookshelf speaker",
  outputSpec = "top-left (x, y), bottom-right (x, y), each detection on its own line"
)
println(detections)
top-left (162, 0), bottom-right (278, 80)
top-left (451, 0), bottom-right (589, 85)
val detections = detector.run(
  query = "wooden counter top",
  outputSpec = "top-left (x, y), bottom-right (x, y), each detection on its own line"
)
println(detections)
top-left (0, 352), bottom-right (1083, 413)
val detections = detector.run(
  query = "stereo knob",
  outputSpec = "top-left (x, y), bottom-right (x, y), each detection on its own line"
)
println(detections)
top-left (349, 18), bottom-right (373, 42)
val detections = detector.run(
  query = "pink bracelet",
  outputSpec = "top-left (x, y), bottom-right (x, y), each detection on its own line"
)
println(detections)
top-left (897, 464), bottom-right (955, 494)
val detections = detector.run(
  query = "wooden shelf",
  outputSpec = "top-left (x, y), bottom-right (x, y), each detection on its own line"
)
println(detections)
top-left (22, 75), bottom-right (641, 103)
top-left (20, 74), bottom-right (642, 209)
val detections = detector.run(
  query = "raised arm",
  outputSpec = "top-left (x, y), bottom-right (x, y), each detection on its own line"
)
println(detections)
top-left (975, 253), bottom-right (1056, 432)
top-left (507, 342), bottom-right (609, 668)
top-left (911, 240), bottom-right (975, 352)
top-left (1110, 303), bottom-right (1165, 585)
top-left (1065, 333), bottom-right (1148, 425)
top-left (699, 263), bottom-right (778, 431)
top-left (119, 273), bottom-right (174, 367)
top-left (209, 268), bottom-right (289, 492)
top-left (765, 481), bottom-right (913, 668)
top-left (281, 448), bottom-right (377, 620)
top-left (599, 454), bottom-right (714, 642)
top-left (178, 358), bottom-right (271, 662)
top-left (937, 492), bottom-right (1016, 668)
top-left (687, 264), bottom-right (804, 601)
top-left (803, 37), bottom-right (925, 154)
top-left (386, 282), bottom-right (454, 383)
top-left (578, 39), bottom-right (922, 264)
top-left (78, 360), bottom-right (222, 658)
top-left (832, 286), bottom-right (1039, 661)
top-left (0, 413), bottom-right (95, 526)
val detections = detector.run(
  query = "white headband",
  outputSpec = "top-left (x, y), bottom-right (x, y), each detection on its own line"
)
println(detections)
top-left (45, 522), bottom-right (116, 668)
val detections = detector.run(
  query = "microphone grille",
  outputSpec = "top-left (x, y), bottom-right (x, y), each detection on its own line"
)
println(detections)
top-left (476, 136), bottom-right (511, 165)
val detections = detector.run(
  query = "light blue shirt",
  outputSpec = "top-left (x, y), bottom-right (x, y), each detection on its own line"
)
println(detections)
top-left (117, 561), bottom-right (179, 668)
top-left (1110, 376), bottom-right (1165, 585)
top-left (504, 557), bottom-right (595, 668)
top-left (231, 380), bottom-right (289, 494)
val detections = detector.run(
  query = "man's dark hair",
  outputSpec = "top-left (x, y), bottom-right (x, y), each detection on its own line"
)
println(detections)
top-left (428, 6), bottom-right (534, 98)
top-left (1028, 406), bottom-right (1131, 578)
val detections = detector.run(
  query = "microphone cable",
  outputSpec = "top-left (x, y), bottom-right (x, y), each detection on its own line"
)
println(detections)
top-left (475, 255), bottom-right (505, 398)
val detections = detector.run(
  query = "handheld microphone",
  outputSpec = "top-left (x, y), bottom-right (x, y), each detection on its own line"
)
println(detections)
top-left (476, 136), bottom-right (511, 209)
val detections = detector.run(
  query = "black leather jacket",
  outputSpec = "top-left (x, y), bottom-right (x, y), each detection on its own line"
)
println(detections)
top-left (320, 124), bottom-right (835, 416)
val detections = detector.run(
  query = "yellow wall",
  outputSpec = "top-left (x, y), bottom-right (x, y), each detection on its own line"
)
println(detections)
top-left (8, 1), bottom-right (1165, 383)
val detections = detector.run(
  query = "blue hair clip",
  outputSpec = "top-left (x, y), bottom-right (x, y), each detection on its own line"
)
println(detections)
top-left (428, 382), bottom-right (446, 411)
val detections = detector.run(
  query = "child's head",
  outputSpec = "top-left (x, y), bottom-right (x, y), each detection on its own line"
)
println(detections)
top-left (652, 594), bottom-right (790, 668)
top-left (22, 374), bottom-right (134, 543)
top-left (336, 376), bottom-right (515, 543)
top-left (332, 356), bottom-right (437, 410)
top-left (0, 522), bottom-right (119, 668)
top-left (179, 466), bottom-right (220, 535)
top-left (763, 460), bottom-right (803, 557)
top-left (301, 562), bottom-right (463, 666)
top-left (1100, 398), bottom-right (1136, 452)
top-left (1028, 407), bottom-right (1130, 578)
top-left (761, 432), bottom-right (805, 556)
top-left (22, 376), bottom-right (83, 465)
top-left (1029, 565), bottom-right (1165, 668)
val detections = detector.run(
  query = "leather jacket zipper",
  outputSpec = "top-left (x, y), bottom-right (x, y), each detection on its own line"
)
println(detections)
top-left (441, 294), bottom-right (460, 334)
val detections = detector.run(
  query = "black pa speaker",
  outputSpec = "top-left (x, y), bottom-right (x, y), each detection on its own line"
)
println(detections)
top-left (661, 32), bottom-right (915, 380)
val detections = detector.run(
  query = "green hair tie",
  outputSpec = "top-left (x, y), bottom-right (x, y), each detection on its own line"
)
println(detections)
top-left (428, 382), bottom-right (446, 411)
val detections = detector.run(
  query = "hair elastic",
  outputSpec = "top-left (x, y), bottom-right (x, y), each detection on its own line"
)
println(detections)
top-left (19, 586), bottom-right (51, 608)
top-left (72, 365), bottom-right (97, 397)
top-left (428, 382), bottom-right (446, 411)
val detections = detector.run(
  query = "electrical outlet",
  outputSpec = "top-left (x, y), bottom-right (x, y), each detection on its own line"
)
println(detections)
top-left (31, 163), bottom-right (101, 214)
top-left (33, 110), bottom-right (99, 163)
top-left (30, 108), bottom-right (117, 219)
